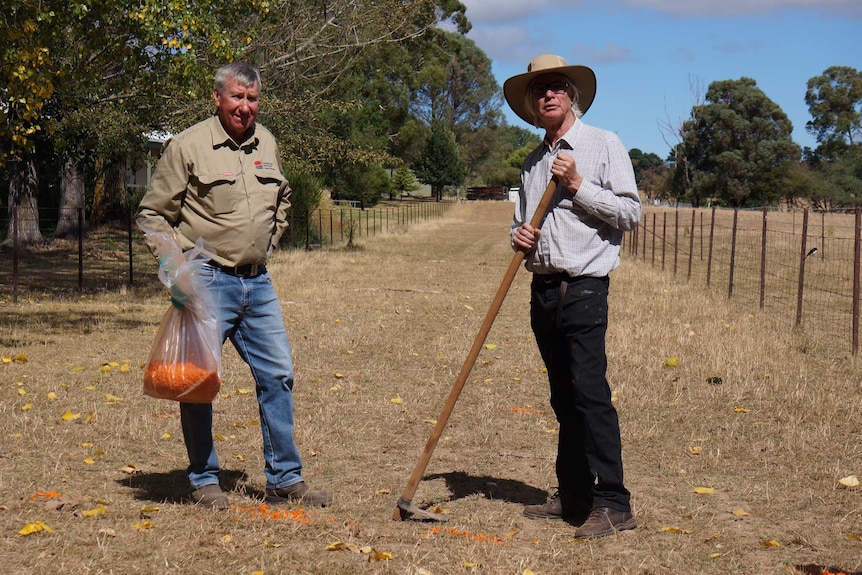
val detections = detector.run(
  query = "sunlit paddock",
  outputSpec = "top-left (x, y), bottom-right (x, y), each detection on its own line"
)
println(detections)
top-left (1, 201), bottom-right (860, 574)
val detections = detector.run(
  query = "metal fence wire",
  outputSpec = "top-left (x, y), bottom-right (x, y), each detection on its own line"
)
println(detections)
top-left (0, 200), bottom-right (452, 302)
top-left (624, 206), bottom-right (862, 357)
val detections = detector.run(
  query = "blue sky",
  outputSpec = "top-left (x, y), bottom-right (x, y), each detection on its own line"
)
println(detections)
top-left (458, 0), bottom-right (862, 158)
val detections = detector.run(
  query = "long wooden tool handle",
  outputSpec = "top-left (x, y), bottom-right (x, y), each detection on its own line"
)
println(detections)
top-left (393, 177), bottom-right (558, 520)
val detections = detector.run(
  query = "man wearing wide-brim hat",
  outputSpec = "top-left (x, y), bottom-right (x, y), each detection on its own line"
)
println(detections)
top-left (505, 55), bottom-right (642, 539)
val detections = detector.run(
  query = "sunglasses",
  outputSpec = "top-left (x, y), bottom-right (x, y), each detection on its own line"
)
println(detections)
top-left (530, 81), bottom-right (571, 96)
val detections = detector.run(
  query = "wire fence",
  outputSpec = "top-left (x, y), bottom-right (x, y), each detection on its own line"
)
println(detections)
top-left (0, 199), bottom-right (453, 301)
top-left (624, 206), bottom-right (862, 357)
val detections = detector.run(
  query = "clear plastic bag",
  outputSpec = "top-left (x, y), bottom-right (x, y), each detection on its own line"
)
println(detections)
top-left (139, 225), bottom-right (222, 403)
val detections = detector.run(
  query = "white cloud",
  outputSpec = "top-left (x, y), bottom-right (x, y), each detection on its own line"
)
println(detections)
top-left (461, 0), bottom-right (558, 24)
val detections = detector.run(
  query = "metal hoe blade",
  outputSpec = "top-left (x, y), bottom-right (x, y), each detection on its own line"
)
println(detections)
top-left (395, 497), bottom-right (450, 521)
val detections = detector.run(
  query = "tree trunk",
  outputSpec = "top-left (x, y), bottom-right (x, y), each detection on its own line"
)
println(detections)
top-left (4, 158), bottom-right (44, 246)
top-left (91, 158), bottom-right (128, 227)
top-left (54, 157), bottom-right (87, 239)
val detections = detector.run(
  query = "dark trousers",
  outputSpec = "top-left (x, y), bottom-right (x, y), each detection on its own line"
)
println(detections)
top-left (530, 274), bottom-right (631, 512)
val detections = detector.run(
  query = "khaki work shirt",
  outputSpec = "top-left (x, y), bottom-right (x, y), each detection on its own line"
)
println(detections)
top-left (137, 115), bottom-right (291, 267)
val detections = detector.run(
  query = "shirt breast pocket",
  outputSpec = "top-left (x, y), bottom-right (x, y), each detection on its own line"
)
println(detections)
top-left (191, 173), bottom-right (236, 215)
top-left (252, 168), bottom-right (287, 208)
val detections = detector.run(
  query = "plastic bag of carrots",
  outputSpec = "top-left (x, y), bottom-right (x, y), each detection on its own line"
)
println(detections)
top-left (139, 225), bottom-right (222, 403)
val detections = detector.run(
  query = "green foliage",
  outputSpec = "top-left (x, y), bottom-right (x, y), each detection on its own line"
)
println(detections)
top-left (329, 164), bottom-right (391, 208)
top-left (629, 148), bottom-right (668, 199)
top-left (281, 168), bottom-right (324, 247)
top-left (413, 122), bottom-right (466, 200)
top-left (670, 77), bottom-right (800, 207)
top-left (390, 166), bottom-right (422, 199)
top-left (805, 66), bottom-right (862, 158)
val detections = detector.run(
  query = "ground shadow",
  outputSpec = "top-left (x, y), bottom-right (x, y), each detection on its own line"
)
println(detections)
top-left (423, 470), bottom-right (549, 506)
top-left (796, 564), bottom-right (862, 575)
top-left (116, 468), bottom-right (250, 505)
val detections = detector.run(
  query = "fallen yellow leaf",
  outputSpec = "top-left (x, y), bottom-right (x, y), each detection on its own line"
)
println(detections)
top-left (133, 520), bottom-right (155, 531)
top-left (21, 402), bottom-right (32, 411)
top-left (83, 457), bottom-right (96, 465)
top-left (236, 388), bottom-right (253, 395)
top-left (692, 487), bottom-right (715, 494)
top-left (18, 520), bottom-right (53, 535)
top-left (839, 475), bottom-right (860, 489)
top-left (47, 392), bottom-right (58, 400)
top-left (81, 505), bottom-right (107, 518)
top-left (390, 394), bottom-right (403, 404)
top-left (326, 541), bottom-right (344, 551)
top-left (104, 394), bottom-right (124, 403)
top-left (730, 508), bottom-right (749, 517)
top-left (734, 407), bottom-right (749, 413)
top-left (664, 356), bottom-right (679, 368)
top-left (689, 446), bottom-right (703, 455)
top-left (368, 548), bottom-right (393, 561)
top-left (759, 539), bottom-right (781, 548)
top-left (61, 409), bottom-right (81, 422)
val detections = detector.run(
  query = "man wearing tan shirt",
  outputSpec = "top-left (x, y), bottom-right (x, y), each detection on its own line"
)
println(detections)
top-left (137, 62), bottom-right (331, 509)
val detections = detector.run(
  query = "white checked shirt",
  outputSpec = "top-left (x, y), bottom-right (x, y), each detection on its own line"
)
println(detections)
top-left (511, 119), bottom-right (642, 278)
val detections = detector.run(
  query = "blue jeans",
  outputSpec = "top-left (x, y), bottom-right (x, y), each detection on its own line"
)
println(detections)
top-left (180, 265), bottom-right (304, 491)
top-left (530, 274), bottom-right (631, 512)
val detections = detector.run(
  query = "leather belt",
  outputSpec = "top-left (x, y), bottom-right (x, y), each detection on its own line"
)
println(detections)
top-left (210, 261), bottom-right (267, 278)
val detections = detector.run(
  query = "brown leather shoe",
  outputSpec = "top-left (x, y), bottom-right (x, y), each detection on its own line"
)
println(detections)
top-left (523, 492), bottom-right (591, 521)
top-left (190, 484), bottom-right (230, 510)
top-left (573, 506), bottom-right (637, 538)
top-left (265, 481), bottom-right (333, 507)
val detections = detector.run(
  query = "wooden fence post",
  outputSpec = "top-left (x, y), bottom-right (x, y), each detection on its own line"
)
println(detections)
top-left (12, 205), bottom-right (19, 304)
top-left (707, 207), bottom-right (716, 288)
top-left (673, 210), bottom-right (679, 275)
top-left (661, 212), bottom-right (667, 271)
top-left (760, 207), bottom-right (768, 309)
top-left (728, 208), bottom-right (738, 299)
top-left (651, 213), bottom-right (656, 266)
top-left (687, 209), bottom-right (695, 280)
top-left (853, 208), bottom-right (861, 356)
top-left (796, 208), bottom-right (809, 327)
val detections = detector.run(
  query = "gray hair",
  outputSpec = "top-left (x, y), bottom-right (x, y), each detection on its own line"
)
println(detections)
top-left (522, 82), bottom-right (582, 128)
top-left (214, 62), bottom-right (261, 93)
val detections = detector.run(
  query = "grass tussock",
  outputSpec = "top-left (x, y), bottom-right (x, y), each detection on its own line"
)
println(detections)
top-left (1, 201), bottom-right (861, 575)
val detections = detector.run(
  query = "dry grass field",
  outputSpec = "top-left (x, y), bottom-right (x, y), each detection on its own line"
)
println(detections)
top-left (1, 201), bottom-right (861, 575)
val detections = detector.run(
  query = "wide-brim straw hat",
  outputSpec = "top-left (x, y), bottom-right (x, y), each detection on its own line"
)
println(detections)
top-left (503, 54), bottom-right (596, 125)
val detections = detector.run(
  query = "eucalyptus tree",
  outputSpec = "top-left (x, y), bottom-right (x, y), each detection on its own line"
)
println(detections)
top-left (805, 66), bottom-right (862, 158)
top-left (670, 78), bottom-right (799, 207)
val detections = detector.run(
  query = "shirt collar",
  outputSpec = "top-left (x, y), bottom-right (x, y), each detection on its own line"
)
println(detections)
top-left (207, 115), bottom-right (259, 151)
top-left (544, 118), bottom-right (583, 152)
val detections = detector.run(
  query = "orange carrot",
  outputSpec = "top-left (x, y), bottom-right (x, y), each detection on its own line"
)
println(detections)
top-left (144, 361), bottom-right (221, 403)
